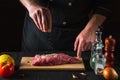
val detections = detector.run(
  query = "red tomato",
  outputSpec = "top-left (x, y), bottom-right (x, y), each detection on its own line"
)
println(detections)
top-left (0, 62), bottom-right (14, 77)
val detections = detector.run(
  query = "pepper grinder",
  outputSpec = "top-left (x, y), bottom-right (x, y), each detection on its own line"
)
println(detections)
top-left (104, 35), bottom-right (116, 67)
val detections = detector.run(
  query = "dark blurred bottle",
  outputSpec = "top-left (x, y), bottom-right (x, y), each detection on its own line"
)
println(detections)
top-left (104, 35), bottom-right (116, 67)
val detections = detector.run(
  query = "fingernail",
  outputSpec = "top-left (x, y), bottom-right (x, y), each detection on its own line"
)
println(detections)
top-left (74, 47), bottom-right (76, 51)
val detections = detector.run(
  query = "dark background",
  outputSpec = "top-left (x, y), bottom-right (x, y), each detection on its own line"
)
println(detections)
top-left (0, 1), bottom-right (120, 53)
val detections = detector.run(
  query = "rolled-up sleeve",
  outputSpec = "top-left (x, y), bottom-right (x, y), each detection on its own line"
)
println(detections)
top-left (93, 0), bottom-right (112, 18)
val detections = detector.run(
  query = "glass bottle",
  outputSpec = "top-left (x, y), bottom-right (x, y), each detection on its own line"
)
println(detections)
top-left (90, 28), bottom-right (106, 75)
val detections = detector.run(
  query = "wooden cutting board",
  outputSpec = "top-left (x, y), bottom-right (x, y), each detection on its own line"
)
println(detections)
top-left (19, 57), bottom-right (85, 70)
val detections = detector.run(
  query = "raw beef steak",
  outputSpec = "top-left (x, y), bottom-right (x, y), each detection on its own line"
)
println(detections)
top-left (31, 53), bottom-right (81, 66)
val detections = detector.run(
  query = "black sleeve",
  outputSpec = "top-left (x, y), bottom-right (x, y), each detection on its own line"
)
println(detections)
top-left (93, 0), bottom-right (112, 18)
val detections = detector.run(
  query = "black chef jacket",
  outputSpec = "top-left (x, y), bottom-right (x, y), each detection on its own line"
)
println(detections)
top-left (21, 0), bottom-right (112, 53)
top-left (39, 0), bottom-right (112, 26)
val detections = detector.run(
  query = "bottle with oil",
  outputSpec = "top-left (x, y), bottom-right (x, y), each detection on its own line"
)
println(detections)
top-left (90, 28), bottom-right (106, 75)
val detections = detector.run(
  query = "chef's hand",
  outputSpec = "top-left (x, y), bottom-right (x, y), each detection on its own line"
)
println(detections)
top-left (28, 5), bottom-right (52, 32)
top-left (74, 28), bottom-right (96, 58)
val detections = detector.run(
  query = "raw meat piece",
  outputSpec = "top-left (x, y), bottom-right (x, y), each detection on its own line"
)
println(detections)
top-left (31, 53), bottom-right (81, 66)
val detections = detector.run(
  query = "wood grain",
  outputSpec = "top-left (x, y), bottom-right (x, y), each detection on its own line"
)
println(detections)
top-left (19, 57), bottom-right (85, 71)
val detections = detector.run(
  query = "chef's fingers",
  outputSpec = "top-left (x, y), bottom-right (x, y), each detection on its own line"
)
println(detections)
top-left (43, 8), bottom-right (51, 32)
top-left (86, 42), bottom-right (92, 51)
top-left (46, 9), bottom-right (52, 32)
top-left (82, 42), bottom-right (86, 51)
top-left (42, 14), bottom-right (47, 32)
top-left (36, 11), bottom-right (43, 30)
top-left (83, 42), bottom-right (92, 51)
top-left (74, 37), bottom-right (83, 57)
top-left (74, 38), bottom-right (79, 51)
top-left (77, 39), bottom-right (85, 58)
top-left (77, 41), bottom-right (82, 58)
top-left (32, 14), bottom-right (41, 30)
top-left (40, 9), bottom-right (46, 32)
